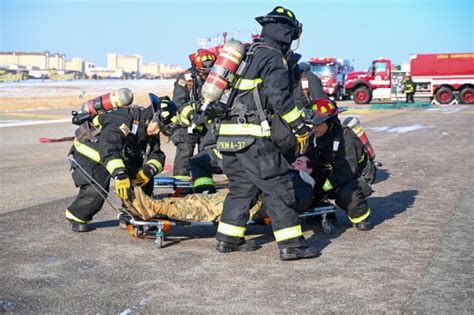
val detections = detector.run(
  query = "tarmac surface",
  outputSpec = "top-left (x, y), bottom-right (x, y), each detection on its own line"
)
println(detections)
top-left (0, 102), bottom-right (473, 313)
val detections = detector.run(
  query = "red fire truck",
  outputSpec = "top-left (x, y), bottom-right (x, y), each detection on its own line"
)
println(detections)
top-left (308, 57), bottom-right (353, 100)
top-left (344, 53), bottom-right (474, 104)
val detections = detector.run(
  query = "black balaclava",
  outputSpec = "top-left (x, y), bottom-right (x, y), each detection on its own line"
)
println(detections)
top-left (260, 22), bottom-right (294, 54)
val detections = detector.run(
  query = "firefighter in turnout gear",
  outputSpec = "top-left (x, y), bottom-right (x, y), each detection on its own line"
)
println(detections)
top-left (305, 98), bottom-right (374, 231)
top-left (171, 49), bottom-right (217, 181)
top-left (214, 6), bottom-right (318, 261)
top-left (65, 101), bottom-right (166, 232)
top-left (289, 52), bottom-right (327, 110)
top-left (403, 74), bottom-right (416, 103)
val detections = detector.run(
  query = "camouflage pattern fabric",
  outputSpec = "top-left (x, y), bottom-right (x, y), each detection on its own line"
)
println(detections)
top-left (125, 187), bottom-right (263, 222)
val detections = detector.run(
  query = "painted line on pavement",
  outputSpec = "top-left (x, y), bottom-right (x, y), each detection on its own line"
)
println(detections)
top-left (2, 112), bottom-right (68, 119)
top-left (0, 119), bottom-right (70, 128)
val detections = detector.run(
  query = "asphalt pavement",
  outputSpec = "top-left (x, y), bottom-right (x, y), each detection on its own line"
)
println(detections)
top-left (0, 103), bottom-right (473, 313)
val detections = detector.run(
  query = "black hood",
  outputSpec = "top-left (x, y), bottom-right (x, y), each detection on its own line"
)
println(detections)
top-left (260, 22), bottom-right (294, 53)
top-left (316, 119), bottom-right (342, 148)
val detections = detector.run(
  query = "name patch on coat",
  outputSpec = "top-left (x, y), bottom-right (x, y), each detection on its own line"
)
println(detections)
top-left (119, 123), bottom-right (130, 136)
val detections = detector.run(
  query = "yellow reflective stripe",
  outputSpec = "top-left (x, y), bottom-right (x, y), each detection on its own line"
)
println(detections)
top-left (218, 123), bottom-right (271, 137)
top-left (212, 148), bottom-right (223, 160)
top-left (281, 106), bottom-right (301, 124)
top-left (73, 139), bottom-right (100, 163)
top-left (217, 221), bottom-right (246, 238)
top-left (274, 225), bottom-right (303, 242)
top-left (322, 178), bottom-right (333, 192)
top-left (181, 105), bottom-right (194, 119)
top-left (174, 175), bottom-right (191, 181)
top-left (65, 209), bottom-right (90, 223)
top-left (194, 177), bottom-right (215, 187)
top-left (358, 154), bottom-right (365, 164)
top-left (92, 116), bottom-right (102, 128)
top-left (146, 159), bottom-right (163, 174)
top-left (233, 78), bottom-right (263, 90)
top-left (348, 208), bottom-right (372, 224)
top-left (106, 158), bottom-right (125, 175)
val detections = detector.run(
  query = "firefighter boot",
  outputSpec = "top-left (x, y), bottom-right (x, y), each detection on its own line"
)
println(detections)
top-left (65, 210), bottom-right (90, 233)
top-left (280, 245), bottom-right (319, 261)
top-left (216, 240), bottom-right (260, 253)
top-left (356, 217), bottom-right (374, 231)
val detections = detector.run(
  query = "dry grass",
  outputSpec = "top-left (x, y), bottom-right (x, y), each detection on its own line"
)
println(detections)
top-left (0, 87), bottom-right (174, 111)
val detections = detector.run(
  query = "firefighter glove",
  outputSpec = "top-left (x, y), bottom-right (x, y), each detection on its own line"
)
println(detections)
top-left (115, 172), bottom-right (132, 200)
top-left (133, 164), bottom-right (157, 187)
top-left (293, 123), bottom-right (310, 154)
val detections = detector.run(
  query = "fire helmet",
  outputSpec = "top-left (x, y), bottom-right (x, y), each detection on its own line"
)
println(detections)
top-left (189, 49), bottom-right (216, 72)
top-left (255, 6), bottom-right (303, 40)
top-left (149, 93), bottom-right (179, 137)
top-left (308, 98), bottom-right (345, 125)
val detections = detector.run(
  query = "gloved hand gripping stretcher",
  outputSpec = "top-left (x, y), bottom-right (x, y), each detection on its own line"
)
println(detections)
top-left (68, 155), bottom-right (336, 249)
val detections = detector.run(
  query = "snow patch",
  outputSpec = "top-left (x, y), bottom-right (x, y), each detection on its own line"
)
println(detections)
top-left (369, 124), bottom-right (434, 134)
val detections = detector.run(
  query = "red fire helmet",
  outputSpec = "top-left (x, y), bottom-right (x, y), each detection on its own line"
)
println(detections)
top-left (310, 98), bottom-right (345, 124)
top-left (189, 49), bottom-right (216, 72)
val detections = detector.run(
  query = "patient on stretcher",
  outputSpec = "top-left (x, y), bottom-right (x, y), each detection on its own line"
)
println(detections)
top-left (124, 155), bottom-right (318, 222)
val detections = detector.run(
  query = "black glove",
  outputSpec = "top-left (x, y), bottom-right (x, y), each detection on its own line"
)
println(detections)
top-left (191, 112), bottom-right (209, 126)
top-left (205, 101), bottom-right (227, 119)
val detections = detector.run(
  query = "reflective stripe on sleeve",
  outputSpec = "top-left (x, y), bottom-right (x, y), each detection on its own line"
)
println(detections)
top-left (233, 78), bottom-right (263, 90)
top-left (322, 178), bottom-right (333, 192)
top-left (281, 106), bottom-right (301, 124)
top-left (274, 225), bottom-right (303, 242)
top-left (348, 208), bottom-right (371, 224)
top-left (146, 159), bottom-right (163, 174)
top-left (217, 221), bottom-right (246, 238)
top-left (106, 158), bottom-right (125, 175)
top-left (73, 140), bottom-right (100, 163)
top-left (218, 123), bottom-right (271, 137)
top-left (194, 177), bottom-right (215, 187)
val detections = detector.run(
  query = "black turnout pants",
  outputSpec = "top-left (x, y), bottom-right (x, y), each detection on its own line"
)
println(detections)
top-left (216, 138), bottom-right (304, 249)
top-left (171, 127), bottom-right (199, 177)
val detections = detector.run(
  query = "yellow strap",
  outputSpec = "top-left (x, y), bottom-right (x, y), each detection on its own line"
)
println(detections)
top-left (358, 154), bottom-right (365, 164)
top-left (233, 78), bottom-right (263, 90)
top-left (274, 225), bottom-right (303, 242)
top-left (174, 175), bottom-right (191, 181)
top-left (348, 208), bottom-right (372, 224)
top-left (146, 159), bottom-right (163, 174)
top-left (218, 123), bottom-right (271, 137)
top-left (106, 158), bottom-right (125, 175)
top-left (73, 140), bottom-right (100, 163)
top-left (322, 178), bottom-right (333, 192)
top-left (92, 116), bottom-right (102, 128)
top-left (217, 221), bottom-right (246, 238)
top-left (281, 106), bottom-right (301, 124)
top-left (194, 177), bottom-right (215, 187)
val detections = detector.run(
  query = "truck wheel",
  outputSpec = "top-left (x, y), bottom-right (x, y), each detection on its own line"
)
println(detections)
top-left (353, 87), bottom-right (371, 104)
top-left (460, 87), bottom-right (474, 104)
top-left (435, 87), bottom-right (454, 104)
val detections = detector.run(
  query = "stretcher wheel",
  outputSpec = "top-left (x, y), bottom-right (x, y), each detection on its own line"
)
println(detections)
top-left (322, 221), bottom-right (334, 234)
top-left (133, 226), bottom-right (143, 238)
top-left (119, 219), bottom-right (127, 230)
top-left (155, 229), bottom-right (165, 248)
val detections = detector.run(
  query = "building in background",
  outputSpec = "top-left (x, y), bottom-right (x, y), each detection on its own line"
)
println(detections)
top-left (65, 57), bottom-right (85, 74)
top-left (0, 51), bottom-right (65, 70)
top-left (107, 53), bottom-right (143, 78)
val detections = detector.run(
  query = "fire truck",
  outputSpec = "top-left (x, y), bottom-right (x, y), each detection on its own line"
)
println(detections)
top-left (344, 53), bottom-right (474, 104)
top-left (308, 57), bottom-right (353, 100)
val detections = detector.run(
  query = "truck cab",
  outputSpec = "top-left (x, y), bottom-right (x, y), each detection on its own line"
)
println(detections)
top-left (344, 58), bottom-right (392, 104)
top-left (309, 57), bottom-right (353, 100)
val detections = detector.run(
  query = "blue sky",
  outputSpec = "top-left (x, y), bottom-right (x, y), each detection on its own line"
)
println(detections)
top-left (1, 0), bottom-right (472, 70)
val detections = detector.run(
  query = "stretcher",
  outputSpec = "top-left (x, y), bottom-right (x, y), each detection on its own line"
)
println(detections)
top-left (68, 155), bottom-right (336, 249)
top-left (117, 177), bottom-right (336, 248)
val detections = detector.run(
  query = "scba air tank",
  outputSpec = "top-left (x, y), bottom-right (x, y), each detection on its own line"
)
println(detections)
top-left (81, 88), bottom-right (134, 115)
top-left (200, 40), bottom-right (246, 109)
top-left (343, 116), bottom-right (376, 161)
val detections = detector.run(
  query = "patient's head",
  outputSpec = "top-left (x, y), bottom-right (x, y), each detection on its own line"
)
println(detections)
top-left (291, 155), bottom-right (314, 175)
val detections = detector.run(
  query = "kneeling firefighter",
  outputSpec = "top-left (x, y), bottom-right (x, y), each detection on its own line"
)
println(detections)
top-left (214, 7), bottom-right (318, 261)
top-left (305, 98), bottom-right (374, 230)
top-left (65, 91), bottom-right (170, 232)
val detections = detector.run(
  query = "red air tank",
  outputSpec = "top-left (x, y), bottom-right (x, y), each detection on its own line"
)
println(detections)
top-left (343, 116), bottom-right (376, 161)
top-left (201, 40), bottom-right (246, 109)
top-left (81, 88), bottom-right (134, 115)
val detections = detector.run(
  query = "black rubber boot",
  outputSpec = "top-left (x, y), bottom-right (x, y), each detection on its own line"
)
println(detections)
top-left (280, 245), bottom-right (318, 261)
top-left (70, 221), bottom-right (90, 233)
top-left (216, 240), bottom-right (260, 253)
top-left (356, 218), bottom-right (374, 231)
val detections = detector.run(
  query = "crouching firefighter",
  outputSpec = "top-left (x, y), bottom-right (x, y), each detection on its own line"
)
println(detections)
top-left (65, 92), bottom-right (167, 232)
top-left (305, 98), bottom-right (375, 231)
top-left (214, 6), bottom-right (318, 261)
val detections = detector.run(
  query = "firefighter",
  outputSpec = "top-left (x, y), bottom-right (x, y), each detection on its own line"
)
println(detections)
top-left (289, 52), bottom-right (327, 110)
top-left (171, 49), bottom-right (217, 182)
top-left (65, 99), bottom-right (170, 232)
top-left (305, 98), bottom-right (374, 231)
top-left (214, 6), bottom-right (318, 261)
top-left (403, 74), bottom-right (416, 103)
